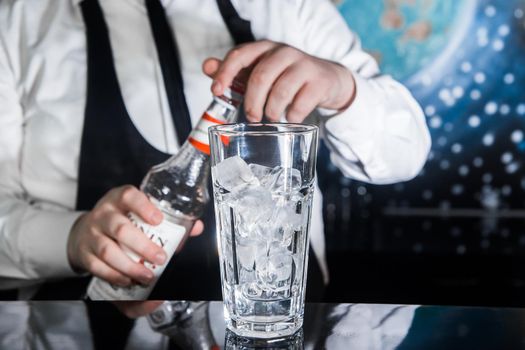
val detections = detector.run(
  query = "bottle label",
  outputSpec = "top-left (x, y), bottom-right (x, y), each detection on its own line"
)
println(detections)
top-left (188, 112), bottom-right (228, 155)
top-left (87, 213), bottom-right (186, 300)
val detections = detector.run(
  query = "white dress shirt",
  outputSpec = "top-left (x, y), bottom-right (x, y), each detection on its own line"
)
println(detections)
top-left (0, 0), bottom-right (431, 284)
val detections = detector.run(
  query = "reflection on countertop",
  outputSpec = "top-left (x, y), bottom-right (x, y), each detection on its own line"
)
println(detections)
top-left (1, 300), bottom-right (525, 349)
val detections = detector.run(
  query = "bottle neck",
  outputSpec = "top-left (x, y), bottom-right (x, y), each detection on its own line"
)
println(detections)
top-left (160, 94), bottom-right (240, 173)
top-left (171, 140), bottom-right (210, 186)
top-left (187, 95), bottom-right (240, 155)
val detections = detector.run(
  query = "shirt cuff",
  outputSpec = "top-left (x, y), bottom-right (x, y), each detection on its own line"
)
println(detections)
top-left (18, 210), bottom-right (85, 279)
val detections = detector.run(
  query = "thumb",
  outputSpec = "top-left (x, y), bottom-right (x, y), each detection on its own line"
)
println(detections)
top-left (202, 57), bottom-right (222, 78)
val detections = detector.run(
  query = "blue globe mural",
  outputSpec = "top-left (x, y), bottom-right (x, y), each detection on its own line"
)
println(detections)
top-left (337, 0), bottom-right (470, 81)
top-left (322, 0), bottom-right (525, 211)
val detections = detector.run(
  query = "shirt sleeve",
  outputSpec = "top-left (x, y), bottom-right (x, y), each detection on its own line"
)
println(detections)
top-left (0, 21), bottom-right (82, 280)
top-left (295, 0), bottom-right (431, 184)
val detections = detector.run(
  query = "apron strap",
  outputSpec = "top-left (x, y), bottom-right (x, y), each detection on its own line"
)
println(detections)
top-left (145, 0), bottom-right (193, 145)
top-left (216, 0), bottom-right (257, 45)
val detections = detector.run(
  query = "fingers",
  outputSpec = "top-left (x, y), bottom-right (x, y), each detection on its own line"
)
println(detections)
top-left (263, 65), bottom-right (307, 122)
top-left (112, 186), bottom-right (163, 225)
top-left (203, 41), bottom-right (358, 124)
top-left (84, 253), bottom-right (131, 287)
top-left (69, 185), bottom-right (176, 286)
top-left (90, 235), bottom-right (155, 285)
top-left (80, 186), bottom-right (206, 289)
top-left (244, 47), bottom-right (299, 121)
top-left (99, 212), bottom-right (167, 266)
top-left (211, 40), bottom-right (277, 96)
top-left (202, 57), bottom-right (221, 78)
top-left (204, 41), bottom-right (318, 123)
top-left (190, 220), bottom-right (204, 237)
top-left (286, 83), bottom-right (321, 123)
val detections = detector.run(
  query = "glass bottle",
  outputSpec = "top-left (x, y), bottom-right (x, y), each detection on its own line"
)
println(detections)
top-left (87, 82), bottom-right (243, 300)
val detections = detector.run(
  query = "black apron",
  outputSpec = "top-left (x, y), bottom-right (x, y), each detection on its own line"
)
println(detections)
top-left (34, 0), bottom-right (324, 301)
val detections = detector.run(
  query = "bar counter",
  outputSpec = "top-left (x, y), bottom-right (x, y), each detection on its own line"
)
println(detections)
top-left (1, 300), bottom-right (524, 349)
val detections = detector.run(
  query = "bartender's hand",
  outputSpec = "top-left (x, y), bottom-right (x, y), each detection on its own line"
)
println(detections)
top-left (203, 40), bottom-right (356, 122)
top-left (67, 185), bottom-right (204, 286)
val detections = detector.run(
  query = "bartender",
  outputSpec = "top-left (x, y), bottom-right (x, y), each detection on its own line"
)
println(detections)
top-left (0, 0), bottom-right (431, 300)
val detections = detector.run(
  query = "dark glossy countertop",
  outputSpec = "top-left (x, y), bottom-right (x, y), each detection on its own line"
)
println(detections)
top-left (1, 300), bottom-right (524, 350)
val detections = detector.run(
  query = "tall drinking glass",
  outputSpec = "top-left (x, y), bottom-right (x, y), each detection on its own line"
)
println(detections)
top-left (209, 123), bottom-right (319, 339)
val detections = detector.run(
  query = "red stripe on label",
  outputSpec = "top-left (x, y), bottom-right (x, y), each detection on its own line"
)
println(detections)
top-left (189, 137), bottom-right (210, 155)
top-left (202, 113), bottom-right (226, 125)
